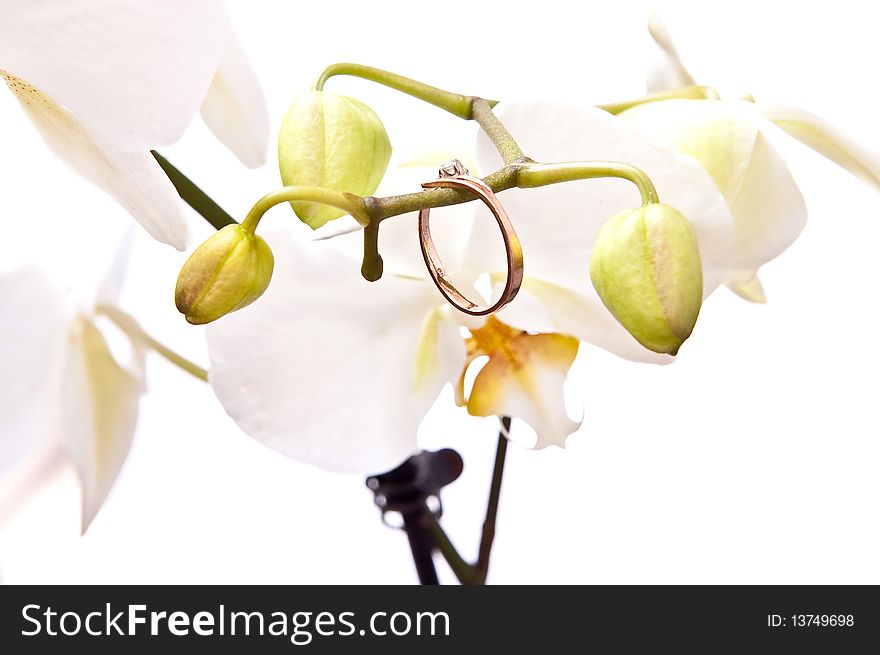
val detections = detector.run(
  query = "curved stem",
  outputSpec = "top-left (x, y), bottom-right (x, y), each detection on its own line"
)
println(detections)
top-left (136, 331), bottom-right (209, 382)
top-left (241, 186), bottom-right (371, 233)
top-left (96, 305), bottom-right (208, 382)
top-left (471, 99), bottom-right (526, 165)
top-left (520, 161), bottom-right (660, 205)
top-left (598, 84), bottom-right (721, 115)
top-left (314, 62), bottom-right (491, 119)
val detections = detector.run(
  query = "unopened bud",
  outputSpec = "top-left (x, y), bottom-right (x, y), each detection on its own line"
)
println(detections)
top-left (175, 224), bottom-right (274, 325)
top-left (590, 203), bottom-right (703, 355)
top-left (278, 90), bottom-right (391, 229)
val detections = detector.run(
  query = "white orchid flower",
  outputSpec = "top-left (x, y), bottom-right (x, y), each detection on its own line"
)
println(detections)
top-left (0, 237), bottom-right (146, 533)
top-left (0, 0), bottom-right (269, 250)
top-left (206, 102), bottom-right (733, 473)
top-left (620, 14), bottom-right (880, 301)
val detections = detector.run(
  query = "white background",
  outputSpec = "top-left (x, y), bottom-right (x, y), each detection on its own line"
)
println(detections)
top-left (1, 0), bottom-right (879, 584)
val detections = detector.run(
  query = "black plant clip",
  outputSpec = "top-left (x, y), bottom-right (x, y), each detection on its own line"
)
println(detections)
top-left (366, 449), bottom-right (464, 584)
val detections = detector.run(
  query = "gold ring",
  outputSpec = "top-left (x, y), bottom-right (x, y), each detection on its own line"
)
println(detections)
top-left (419, 160), bottom-right (523, 316)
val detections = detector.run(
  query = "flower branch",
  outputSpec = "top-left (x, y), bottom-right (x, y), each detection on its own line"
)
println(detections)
top-left (519, 161), bottom-right (659, 205)
top-left (241, 186), bottom-right (371, 232)
top-left (314, 62), bottom-right (496, 119)
top-left (166, 64), bottom-right (663, 290)
top-left (97, 304), bottom-right (209, 381)
top-left (471, 98), bottom-right (527, 165)
top-left (597, 84), bottom-right (721, 115)
top-left (358, 159), bottom-right (659, 280)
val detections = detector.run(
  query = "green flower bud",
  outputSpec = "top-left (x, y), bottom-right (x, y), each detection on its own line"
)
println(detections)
top-left (175, 224), bottom-right (274, 325)
top-left (278, 90), bottom-right (391, 229)
top-left (590, 203), bottom-right (703, 355)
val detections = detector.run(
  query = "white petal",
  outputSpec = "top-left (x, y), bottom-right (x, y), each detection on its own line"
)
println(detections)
top-left (495, 278), bottom-right (671, 364)
top-left (413, 306), bottom-right (467, 404)
top-left (200, 26), bottom-right (269, 169)
top-left (621, 100), bottom-right (807, 294)
top-left (620, 99), bottom-right (760, 203)
top-left (646, 11), bottom-right (696, 93)
top-left (0, 0), bottom-right (227, 151)
top-left (761, 104), bottom-right (880, 190)
top-left (0, 268), bottom-right (70, 476)
top-left (61, 317), bottom-right (145, 533)
top-left (728, 274), bottom-right (766, 303)
top-left (724, 127), bottom-right (806, 285)
top-left (95, 228), bottom-right (135, 306)
top-left (3, 74), bottom-right (189, 249)
top-left (469, 100), bottom-right (732, 360)
top-left (207, 233), bottom-right (465, 474)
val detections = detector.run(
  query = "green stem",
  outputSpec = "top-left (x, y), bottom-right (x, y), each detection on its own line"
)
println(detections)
top-left (519, 161), bottom-right (659, 205)
top-left (370, 158), bottom-right (659, 222)
top-left (598, 85), bottom-right (720, 115)
top-left (471, 99), bottom-right (526, 165)
top-left (154, 70), bottom-right (660, 282)
top-left (96, 305), bottom-right (209, 382)
top-left (151, 151), bottom-right (237, 229)
top-left (426, 514), bottom-right (479, 585)
top-left (241, 186), bottom-right (371, 233)
top-left (139, 332), bottom-right (209, 382)
top-left (372, 166), bottom-right (519, 222)
top-left (427, 416), bottom-right (511, 586)
top-left (314, 63), bottom-right (493, 119)
top-left (313, 65), bottom-right (521, 164)
top-left (476, 416), bottom-right (509, 579)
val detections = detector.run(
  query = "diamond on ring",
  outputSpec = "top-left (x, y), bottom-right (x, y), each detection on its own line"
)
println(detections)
top-left (438, 159), bottom-right (468, 178)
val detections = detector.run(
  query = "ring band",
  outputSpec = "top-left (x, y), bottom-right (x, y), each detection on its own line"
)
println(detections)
top-left (418, 160), bottom-right (523, 316)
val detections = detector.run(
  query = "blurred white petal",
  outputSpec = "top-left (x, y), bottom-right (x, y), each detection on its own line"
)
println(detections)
top-left (0, 0), bottom-right (226, 150)
top-left (761, 104), bottom-right (880, 190)
top-left (207, 233), bottom-right (465, 474)
top-left (3, 74), bottom-right (189, 249)
top-left (200, 26), bottom-right (269, 169)
top-left (0, 268), bottom-right (70, 476)
top-left (470, 99), bottom-right (732, 360)
top-left (646, 11), bottom-right (695, 92)
top-left (61, 318), bottom-right (145, 533)
top-left (95, 228), bottom-right (135, 306)
top-left (0, 442), bottom-right (67, 527)
top-left (0, 1), bottom-right (270, 248)
top-left (1, 236), bottom-right (146, 528)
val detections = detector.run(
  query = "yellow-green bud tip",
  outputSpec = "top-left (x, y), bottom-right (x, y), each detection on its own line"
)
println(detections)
top-left (175, 224), bottom-right (274, 325)
top-left (590, 203), bottom-right (703, 355)
top-left (278, 90), bottom-right (391, 229)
